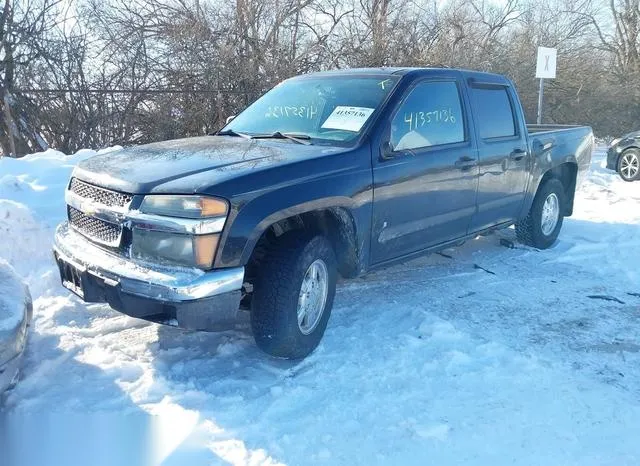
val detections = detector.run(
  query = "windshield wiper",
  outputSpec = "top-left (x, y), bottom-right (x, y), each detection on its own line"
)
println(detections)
top-left (217, 129), bottom-right (312, 145)
top-left (215, 129), bottom-right (252, 139)
top-left (252, 131), bottom-right (312, 145)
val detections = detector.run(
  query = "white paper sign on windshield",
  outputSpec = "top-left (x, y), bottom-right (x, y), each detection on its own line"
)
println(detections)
top-left (321, 106), bottom-right (375, 132)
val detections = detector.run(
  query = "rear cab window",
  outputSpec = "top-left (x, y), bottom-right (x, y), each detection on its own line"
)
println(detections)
top-left (469, 87), bottom-right (518, 139)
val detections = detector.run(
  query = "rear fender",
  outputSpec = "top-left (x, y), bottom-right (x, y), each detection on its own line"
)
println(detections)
top-left (519, 137), bottom-right (583, 218)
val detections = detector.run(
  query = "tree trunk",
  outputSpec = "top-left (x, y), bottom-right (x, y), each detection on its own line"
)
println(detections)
top-left (0, 88), bottom-right (17, 157)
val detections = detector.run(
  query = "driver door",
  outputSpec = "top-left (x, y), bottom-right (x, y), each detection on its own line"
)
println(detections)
top-left (371, 77), bottom-right (480, 264)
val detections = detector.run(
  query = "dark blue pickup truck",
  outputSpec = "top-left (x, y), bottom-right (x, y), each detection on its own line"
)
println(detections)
top-left (54, 68), bottom-right (593, 359)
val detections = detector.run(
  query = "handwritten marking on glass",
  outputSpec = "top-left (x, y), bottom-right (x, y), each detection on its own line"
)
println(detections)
top-left (403, 109), bottom-right (457, 131)
top-left (378, 79), bottom-right (393, 90)
top-left (266, 105), bottom-right (318, 119)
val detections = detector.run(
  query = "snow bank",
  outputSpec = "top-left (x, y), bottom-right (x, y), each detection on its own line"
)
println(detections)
top-left (0, 200), bottom-right (52, 272)
top-left (0, 147), bottom-right (120, 228)
top-left (0, 147), bottom-right (120, 282)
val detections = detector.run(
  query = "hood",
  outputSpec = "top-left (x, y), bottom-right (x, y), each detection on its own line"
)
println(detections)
top-left (73, 136), bottom-right (347, 194)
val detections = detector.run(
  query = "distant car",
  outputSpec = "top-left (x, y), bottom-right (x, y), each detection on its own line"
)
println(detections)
top-left (0, 260), bottom-right (32, 395)
top-left (607, 131), bottom-right (640, 181)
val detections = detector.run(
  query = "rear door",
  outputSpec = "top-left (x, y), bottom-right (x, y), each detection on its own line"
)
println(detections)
top-left (467, 82), bottom-right (530, 232)
top-left (371, 74), bottom-right (479, 264)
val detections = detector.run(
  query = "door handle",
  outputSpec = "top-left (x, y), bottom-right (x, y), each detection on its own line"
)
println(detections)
top-left (510, 149), bottom-right (527, 161)
top-left (455, 156), bottom-right (478, 171)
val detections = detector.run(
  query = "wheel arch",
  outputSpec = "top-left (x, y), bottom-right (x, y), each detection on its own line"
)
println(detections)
top-left (619, 145), bottom-right (640, 158)
top-left (530, 160), bottom-right (578, 217)
top-left (240, 201), bottom-right (364, 283)
top-left (545, 162), bottom-right (577, 214)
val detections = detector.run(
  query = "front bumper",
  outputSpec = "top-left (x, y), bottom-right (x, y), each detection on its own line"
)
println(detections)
top-left (0, 352), bottom-right (25, 395)
top-left (53, 222), bottom-right (245, 331)
top-left (606, 146), bottom-right (620, 171)
top-left (0, 301), bottom-right (30, 396)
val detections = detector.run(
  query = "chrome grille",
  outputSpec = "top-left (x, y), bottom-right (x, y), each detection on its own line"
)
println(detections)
top-left (69, 178), bottom-right (133, 208)
top-left (68, 206), bottom-right (122, 246)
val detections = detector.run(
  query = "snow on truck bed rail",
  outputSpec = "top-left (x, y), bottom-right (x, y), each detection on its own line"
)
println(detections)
top-left (0, 145), bottom-right (640, 465)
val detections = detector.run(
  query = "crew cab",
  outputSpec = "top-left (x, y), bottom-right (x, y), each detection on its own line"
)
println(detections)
top-left (53, 68), bottom-right (594, 359)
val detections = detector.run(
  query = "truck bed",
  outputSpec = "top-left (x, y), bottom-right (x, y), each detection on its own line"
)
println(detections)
top-left (526, 124), bottom-right (594, 189)
top-left (527, 124), bottom-right (589, 135)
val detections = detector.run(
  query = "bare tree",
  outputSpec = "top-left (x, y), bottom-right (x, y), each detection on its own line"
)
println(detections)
top-left (0, 0), bottom-right (61, 156)
top-left (1, 0), bottom-right (637, 156)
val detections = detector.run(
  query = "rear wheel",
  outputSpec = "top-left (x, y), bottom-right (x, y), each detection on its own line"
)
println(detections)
top-left (251, 234), bottom-right (337, 359)
top-left (617, 149), bottom-right (640, 182)
top-left (516, 178), bottom-right (566, 249)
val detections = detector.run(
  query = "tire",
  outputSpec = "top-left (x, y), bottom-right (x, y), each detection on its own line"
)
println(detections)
top-left (617, 148), bottom-right (640, 182)
top-left (516, 178), bottom-right (566, 249)
top-left (251, 233), bottom-right (337, 359)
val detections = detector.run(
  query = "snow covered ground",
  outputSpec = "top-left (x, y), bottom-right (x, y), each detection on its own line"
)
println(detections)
top-left (0, 146), bottom-right (639, 465)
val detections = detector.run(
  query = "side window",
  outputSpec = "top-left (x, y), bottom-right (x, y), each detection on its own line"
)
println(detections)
top-left (470, 87), bottom-right (516, 139)
top-left (390, 81), bottom-right (465, 151)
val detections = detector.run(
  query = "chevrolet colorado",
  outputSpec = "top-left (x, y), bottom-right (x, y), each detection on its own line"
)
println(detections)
top-left (54, 68), bottom-right (594, 359)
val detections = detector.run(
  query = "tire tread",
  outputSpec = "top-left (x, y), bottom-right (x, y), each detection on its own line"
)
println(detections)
top-left (251, 233), bottom-right (336, 359)
top-left (516, 178), bottom-right (565, 249)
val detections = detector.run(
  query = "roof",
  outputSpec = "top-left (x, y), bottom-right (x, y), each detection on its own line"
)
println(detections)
top-left (294, 67), bottom-right (509, 84)
top-left (304, 67), bottom-right (416, 76)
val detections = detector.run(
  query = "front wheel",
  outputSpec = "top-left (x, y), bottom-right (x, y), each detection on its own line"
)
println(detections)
top-left (516, 178), bottom-right (566, 249)
top-left (618, 149), bottom-right (640, 182)
top-left (251, 234), bottom-right (337, 359)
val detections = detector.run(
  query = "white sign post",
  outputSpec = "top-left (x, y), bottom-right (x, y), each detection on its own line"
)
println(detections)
top-left (535, 47), bottom-right (557, 124)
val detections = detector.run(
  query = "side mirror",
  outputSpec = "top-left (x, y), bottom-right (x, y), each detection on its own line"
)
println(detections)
top-left (380, 141), bottom-right (394, 160)
top-left (225, 115), bottom-right (236, 124)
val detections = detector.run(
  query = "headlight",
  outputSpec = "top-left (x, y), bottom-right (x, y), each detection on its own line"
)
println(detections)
top-left (140, 195), bottom-right (228, 219)
top-left (132, 229), bottom-right (219, 269)
top-left (609, 138), bottom-right (622, 148)
top-left (133, 195), bottom-right (227, 269)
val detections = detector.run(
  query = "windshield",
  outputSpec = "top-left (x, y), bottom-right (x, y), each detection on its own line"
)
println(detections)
top-left (223, 75), bottom-right (400, 144)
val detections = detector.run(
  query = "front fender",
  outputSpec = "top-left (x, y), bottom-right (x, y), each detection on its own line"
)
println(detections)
top-left (214, 169), bottom-right (373, 270)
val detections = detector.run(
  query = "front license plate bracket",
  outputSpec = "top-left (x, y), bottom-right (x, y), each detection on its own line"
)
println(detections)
top-left (56, 255), bottom-right (86, 298)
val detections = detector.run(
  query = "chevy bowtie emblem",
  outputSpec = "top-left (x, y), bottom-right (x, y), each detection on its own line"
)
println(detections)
top-left (81, 200), bottom-right (97, 216)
